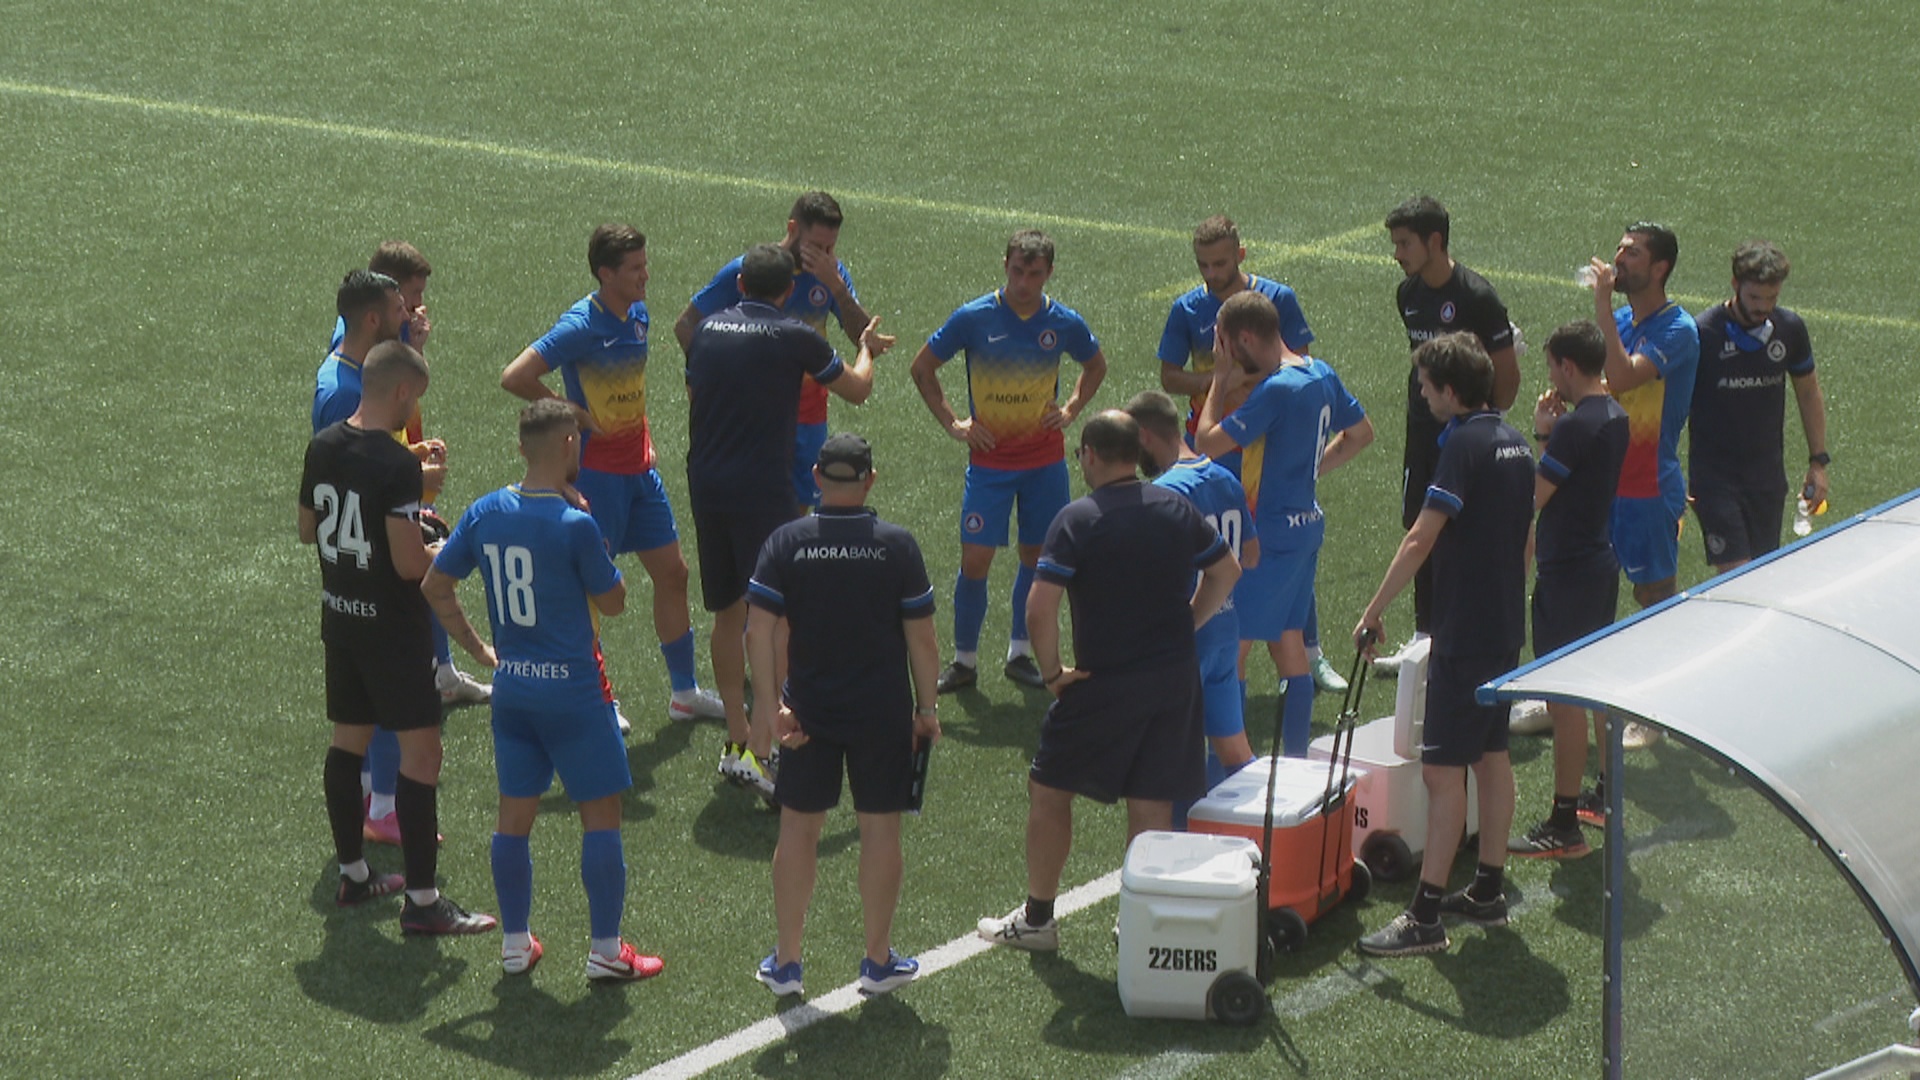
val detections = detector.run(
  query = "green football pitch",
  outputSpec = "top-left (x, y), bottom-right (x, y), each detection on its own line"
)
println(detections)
top-left (5, 1), bottom-right (1918, 1076)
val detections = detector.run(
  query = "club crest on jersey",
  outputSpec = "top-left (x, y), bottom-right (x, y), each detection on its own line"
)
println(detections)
top-left (809, 284), bottom-right (830, 308)
top-left (1439, 301), bottom-right (1457, 324)
top-left (635, 325), bottom-right (647, 343)
top-left (963, 512), bottom-right (986, 535)
top-left (1767, 339), bottom-right (1788, 363)
top-left (1038, 329), bottom-right (1058, 350)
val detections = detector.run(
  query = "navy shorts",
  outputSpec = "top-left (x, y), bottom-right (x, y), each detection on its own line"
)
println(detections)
top-left (1532, 565), bottom-right (1619, 657)
top-left (1692, 486), bottom-right (1785, 567)
top-left (793, 421), bottom-right (829, 509)
top-left (693, 505), bottom-right (799, 611)
top-left (1420, 650), bottom-right (1519, 767)
top-left (325, 636), bottom-right (439, 732)
top-left (1031, 663), bottom-right (1206, 804)
top-left (775, 719), bottom-right (916, 815)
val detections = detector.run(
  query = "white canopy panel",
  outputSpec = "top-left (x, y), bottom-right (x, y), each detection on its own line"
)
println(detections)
top-left (1485, 490), bottom-right (1920, 990)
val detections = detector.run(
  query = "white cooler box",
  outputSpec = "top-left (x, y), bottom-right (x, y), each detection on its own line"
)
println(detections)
top-left (1117, 831), bottom-right (1265, 1023)
top-left (1308, 638), bottom-right (1478, 882)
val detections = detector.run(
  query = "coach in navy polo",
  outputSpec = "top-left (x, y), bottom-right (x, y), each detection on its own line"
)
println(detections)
top-left (1354, 332), bottom-right (1533, 959)
top-left (977, 410), bottom-right (1240, 952)
top-left (744, 433), bottom-right (941, 997)
top-left (685, 243), bottom-right (885, 795)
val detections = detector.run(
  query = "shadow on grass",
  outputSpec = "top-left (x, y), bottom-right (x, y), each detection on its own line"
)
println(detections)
top-left (1021, 952), bottom-right (1289, 1069)
top-left (422, 972), bottom-right (634, 1076)
top-left (934, 694), bottom-right (1047, 753)
top-left (1364, 925), bottom-right (1572, 1038)
top-left (1548, 845), bottom-right (1664, 942)
top-left (747, 994), bottom-right (951, 1078)
top-left (690, 792), bottom-right (858, 862)
top-left (295, 871), bottom-right (470, 1023)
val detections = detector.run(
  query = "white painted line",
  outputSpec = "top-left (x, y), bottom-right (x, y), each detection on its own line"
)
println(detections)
top-left (1813, 986), bottom-right (1907, 1034)
top-left (1110, 1048), bottom-right (1213, 1079)
top-left (631, 869), bottom-right (1123, 1080)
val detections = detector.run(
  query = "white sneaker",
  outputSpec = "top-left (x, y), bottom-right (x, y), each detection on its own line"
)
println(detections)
top-left (668, 688), bottom-right (725, 721)
top-left (1370, 637), bottom-right (1424, 677)
top-left (977, 906), bottom-right (1059, 951)
top-left (1508, 699), bottom-right (1553, 735)
top-left (436, 665), bottom-right (492, 705)
top-left (1621, 721), bottom-right (1663, 750)
top-left (611, 700), bottom-right (632, 736)
top-left (502, 933), bottom-right (543, 975)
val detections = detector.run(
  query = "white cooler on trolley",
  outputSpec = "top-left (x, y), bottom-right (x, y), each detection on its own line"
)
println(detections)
top-left (1116, 830), bottom-right (1267, 1024)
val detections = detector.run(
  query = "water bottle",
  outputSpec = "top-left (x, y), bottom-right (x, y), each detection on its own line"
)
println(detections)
top-left (1793, 483), bottom-right (1825, 537)
top-left (1575, 265), bottom-right (1598, 288)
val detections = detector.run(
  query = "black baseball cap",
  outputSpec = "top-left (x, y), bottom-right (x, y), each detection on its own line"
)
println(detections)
top-left (816, 433), bottom-right (873, 482)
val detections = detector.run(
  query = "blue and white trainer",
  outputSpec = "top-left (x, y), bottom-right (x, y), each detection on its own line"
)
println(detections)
top-left (757, 951), bottom-right (804, 997)
top-left (858, 950), bottom-right (919, 995)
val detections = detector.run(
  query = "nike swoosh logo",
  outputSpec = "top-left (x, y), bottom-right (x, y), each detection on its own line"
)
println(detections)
top-left (1403, 309), bottom-right (1420, 317)
top-left (603, 338), bottom-right (627, 347)
top-left (987, 333), bottom-right (1010, 343)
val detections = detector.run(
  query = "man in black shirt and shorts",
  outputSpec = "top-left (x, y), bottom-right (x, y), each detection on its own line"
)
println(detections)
top-left (1690, 240), bottom-right (1830, 571)
top-left (977, 411), bottom-right (1240, 951)
top-left (685, 243), bottom-right (883, 796)
top-left (1354, 333), bottom-right (1532, 957)
top-left (1381, 196), bottom-right (1519, 675)
top-left (298, 341), bottom-right (498, 934)
top-left (745, 434), bottom-right (941, 997)
top-left (1511, 322), bottom-right (1629, 858)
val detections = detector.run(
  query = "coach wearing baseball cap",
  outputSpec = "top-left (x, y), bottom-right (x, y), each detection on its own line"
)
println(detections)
top-left (743, 433), bottom-right (943, 998)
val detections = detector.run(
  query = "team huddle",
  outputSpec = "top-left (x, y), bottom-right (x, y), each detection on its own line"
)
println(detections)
top-left (298, 192), bottom-right (1831, 987)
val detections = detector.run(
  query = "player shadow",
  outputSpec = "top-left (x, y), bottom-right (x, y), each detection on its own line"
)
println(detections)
top-left (689, 794), bottom-right (858, 862)
top-left (623, 714), bottom-right (703, 805)
top-left (1616, 738), bottom-right (1738, 843)
top-left (1547, 847), bottom-right (1665, 942)
top-left (1024, 952), bottom-right (1272, 1059)
top-left (935, 697), bottom-right (1045, 753)
top-left (421, 972), bottom-right (633, 1076)
top-left (747, 994), bottom-right (952, 1078)
top-left (1362, 924), bottom-right (1571, 1038)
top-left (295, 868), bottom-right (469, 1022)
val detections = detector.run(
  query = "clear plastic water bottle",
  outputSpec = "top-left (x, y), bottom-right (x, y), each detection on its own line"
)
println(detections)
top-left (1575, 265), bottom-right (1598, 288)
top-left (1793, 497), bottom-right (1813, 537)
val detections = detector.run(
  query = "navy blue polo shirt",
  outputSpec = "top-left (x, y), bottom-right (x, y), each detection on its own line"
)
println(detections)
top-left (1424, 411), bottom-right (1534, 657)
top-left (1035, 480), bottom-right (1229, 674)
top-left (685, 300), bottom-right (843, 512)
top-left (1537, 394), bottom-right (1629, 573)
top-left (1690, 302), bottom-right (1815, 495)
top-left (747, 506), bottom-right (934, 740)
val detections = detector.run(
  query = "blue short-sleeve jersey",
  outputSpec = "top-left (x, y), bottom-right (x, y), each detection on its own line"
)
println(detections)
top-left (1611, 302), bottom-right (1699, 504)
top-left (432, 484), bottom-right (622, 708)
top-left (747, 506), bottom-right (934, 741)
top-left (926, 291), bottom-right (1100, 471)
top-left (1217, 358), bottom-right (1366, 552)
top-left (529, 294), bottom-right (657, 474)
top-left (312, 351), bottom-right (363, 434)
top-left (1152, 456), bottom-right (1254, 652)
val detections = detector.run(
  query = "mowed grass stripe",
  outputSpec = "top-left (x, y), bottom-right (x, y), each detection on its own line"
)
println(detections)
top-left (12, 76), bottom-right (1913, 339)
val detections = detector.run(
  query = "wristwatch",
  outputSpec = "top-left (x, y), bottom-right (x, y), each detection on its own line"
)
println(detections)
top-left (1809, 452), bottom-right (1831, 466)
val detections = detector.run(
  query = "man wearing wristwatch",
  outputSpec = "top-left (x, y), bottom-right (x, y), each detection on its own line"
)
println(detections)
top-left (744, 434), bottom-right (941, 998)
top-left (1688, 240), bottom-right (1831, 571)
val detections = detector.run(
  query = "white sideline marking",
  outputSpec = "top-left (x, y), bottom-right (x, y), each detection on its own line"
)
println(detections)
top-left (630, 870), bottom-right (1123, 1080)
top-left (6, 78), bottom-right (1920, 336)
top-left (1111, 1048), bottom-right (1212, 1079)
top-left (1814, 986), bottom-right (1907, 1034)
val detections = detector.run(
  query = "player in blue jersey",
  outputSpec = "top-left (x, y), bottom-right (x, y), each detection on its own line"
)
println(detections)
top-left (501, 224), bottom-right (724, 733)
top-left (422, 399), bottom-right (665, 982)
top-left (908, 230), bottom-right (1108, 694)
top-left (1583, 222), bottom-right (1699, 750)
top-left (1195, 291), bottom-right (1373, 758)
top-left (1689, 240), bottom-right (1829, 571)
top-left (672, 192), bottom-right (892, 508)
top-left (1354, 333), bottom-right (1531, 958)
top-left (1125, 390), bottom-right (1257, 789)
top-left (1157, 215), bottom-right (1346, 696)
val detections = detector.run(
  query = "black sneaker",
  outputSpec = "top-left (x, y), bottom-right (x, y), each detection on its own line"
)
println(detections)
top-left (1003, 655), bottom-right (1046, 688)
top-left (1437, 888), bottom-right (1509, 927)
top-left (336, 870), bottom-right (404, 908)
top-left (1508, 820), bottom-right (1592, 860)
top-left (1356, 911), bottom-right (1448, 957)
top-left (1575, 788), bottom-right (1607, 828)
top-left (935, 661), bottom-right (977, 694)
top-left (400, 895), bottom-right (500, 936)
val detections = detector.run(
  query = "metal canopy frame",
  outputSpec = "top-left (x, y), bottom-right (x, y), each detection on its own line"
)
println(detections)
top-left (1478, 488), bottom-right (1920, 1078)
